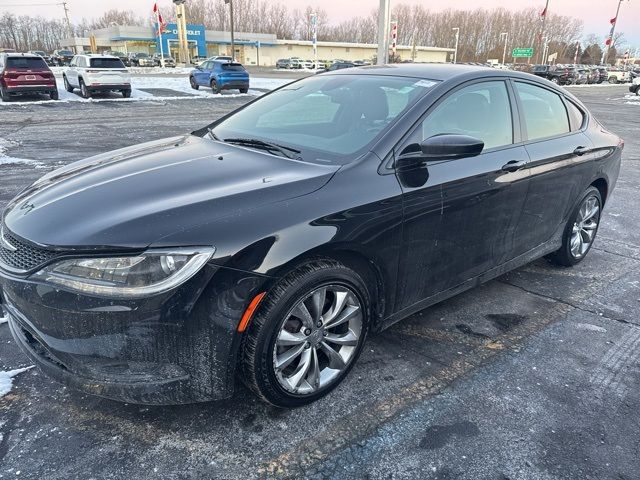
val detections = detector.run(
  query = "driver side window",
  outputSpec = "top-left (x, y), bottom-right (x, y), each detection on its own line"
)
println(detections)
top-left (420, 81), bottom-right (513, 151)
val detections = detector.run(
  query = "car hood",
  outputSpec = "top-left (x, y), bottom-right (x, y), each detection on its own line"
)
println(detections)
top-left (3, 134), bottom-right (339, 249)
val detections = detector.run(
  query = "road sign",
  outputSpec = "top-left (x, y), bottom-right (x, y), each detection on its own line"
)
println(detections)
top-left (512, 48), bottom-right (534, 58)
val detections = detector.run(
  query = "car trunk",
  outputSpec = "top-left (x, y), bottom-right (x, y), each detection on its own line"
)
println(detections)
top-left (3, 58), bottom-right (55, 88)
top-left (85, 58), bottom-right (130, 86)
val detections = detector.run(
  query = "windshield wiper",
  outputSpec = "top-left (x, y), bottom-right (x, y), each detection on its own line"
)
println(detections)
top-left (223, 137), bottom-right (302, 160)
top-left (207, 127), bottom-right (221, 142)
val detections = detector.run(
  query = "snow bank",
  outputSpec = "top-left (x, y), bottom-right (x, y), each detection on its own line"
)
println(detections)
top-left (0, 314), bottom-right (7, 325)
top-left (0, 138), bottom-right (45, 167)
top-left (0, 76), bottom-right (291, 106)
top-left (0, 366), bottom-right (34, 397)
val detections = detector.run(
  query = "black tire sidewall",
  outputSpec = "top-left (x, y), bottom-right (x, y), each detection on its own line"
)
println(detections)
top-left (557, 186), bottom-right (602, 266)
top-left (245, 262), bottom-right (371, 407)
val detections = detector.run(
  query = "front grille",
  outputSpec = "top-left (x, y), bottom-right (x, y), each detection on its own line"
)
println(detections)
top-left (0, 227), bottom-right (59, 273)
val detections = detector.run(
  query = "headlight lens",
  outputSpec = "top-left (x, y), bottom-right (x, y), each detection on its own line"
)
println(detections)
top-left (32, 247), bottom-right (215, 298)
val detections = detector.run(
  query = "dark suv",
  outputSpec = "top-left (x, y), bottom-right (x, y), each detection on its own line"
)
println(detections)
top-left (0, 53), bottom-right (58, 101)
top-left (531, 65), bottom-right (575, 85)
top-left (52, 49), bottom-right (74, 66)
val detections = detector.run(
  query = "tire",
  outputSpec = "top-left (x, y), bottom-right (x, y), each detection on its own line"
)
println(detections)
top-left (63, 75), bottom-right (73, 93)
top-left (210, 79), bottom-right (220, 94)
top-left (49, 90), bottom-right (59, 100)
top-left (609, 76), bottom-right (618, 84)
top-left (122, 89), bottom-right (131, 98)
top-left (0, 87), bottom-right (10, 102)
top-left (239, 87), bottom-right (248, 94)
top-left (547, 186), bottom-right (602, 267)
top-left (189, 76), bottom-right (199, 90)
top-left (79, 79), bottom-right (91, 98)
top-left (240, 259), bottom-right (371, 407)
top-left (551, 77), bottom-right (560, 84)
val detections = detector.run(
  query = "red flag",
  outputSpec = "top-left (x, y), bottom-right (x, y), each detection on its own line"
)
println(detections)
top-left (153, 2), bottom-right (158, 13)
top-left (610, 17), bottom-right (617, 25)
top-left (605, 38), bottom-right (612, 46)
top-left (540, 7), bottom-right (547, 17)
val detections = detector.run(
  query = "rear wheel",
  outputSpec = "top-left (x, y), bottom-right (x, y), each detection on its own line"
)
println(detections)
top-left (63, 75), bottom-right (73, 93)
top-left (547, 186), bottom-right (602, 267)
top-left (79, 79), bottom-right (91, 98)
top-left (189, 76), bottom-right (199, 90)
top-left (239, 87), bottom-right (248, 94)
top-left (0, 87), bottom-right (10, 102)
top-left (241, 259), bottom-right (370, 407)
top-left (49, 90), bottom-right (59, 100)
top-left (122, 89), bottom-right (131, 98)
top-left (210, 79), bottom-right (220, 94)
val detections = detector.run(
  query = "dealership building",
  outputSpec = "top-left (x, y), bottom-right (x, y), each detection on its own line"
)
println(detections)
top-left (62, 24), bottom-right (454, 65)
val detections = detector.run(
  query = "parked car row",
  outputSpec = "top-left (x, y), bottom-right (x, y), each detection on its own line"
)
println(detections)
top-left (528, 63), bottom-right (636, 85)
top-left (276, 57), bottom-right (372, 70)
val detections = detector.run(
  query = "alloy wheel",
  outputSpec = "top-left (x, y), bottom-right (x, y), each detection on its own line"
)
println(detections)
top-left (570, 194), bottom-right (600, 259)
top-left (273, 284), bottom-right (363, 395)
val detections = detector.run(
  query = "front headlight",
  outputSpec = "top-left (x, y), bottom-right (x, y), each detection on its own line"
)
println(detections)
top-left (32, 247), bottom-right (215, 298)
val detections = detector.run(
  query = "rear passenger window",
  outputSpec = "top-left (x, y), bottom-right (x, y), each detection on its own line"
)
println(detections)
top-left (421, 80), bottom-right (513, 150)
top-left (515, 82), bottom-right (570, 141)
top-left (566, 101), bottom-right (585, 131)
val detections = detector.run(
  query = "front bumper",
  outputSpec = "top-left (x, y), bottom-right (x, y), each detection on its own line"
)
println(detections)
top-left (1, 263), bottom-right (270, 404)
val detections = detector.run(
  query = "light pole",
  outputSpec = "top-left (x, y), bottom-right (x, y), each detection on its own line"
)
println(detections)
top-left (601, 0), bottom-right (629, 65)
top-left (541, 36), bottom-right (548, 64)
top-left (376, 0), bottom-right (391, 65)
top-left (224, 0), bottom-right (235, 61)
top-left (500, 32), bottom-right (508, 66)
top-left (452, 27), bottom-right (460, 64)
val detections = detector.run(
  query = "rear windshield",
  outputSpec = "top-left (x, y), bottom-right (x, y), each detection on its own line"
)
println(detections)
top-left (221, 63), bottom-right (245, 71)
top-left (90, 58), bottom-right (126, 69)
top-left (6, 57), bottom-right (48, 69)
top-left (59, 50), bottom-right (73, 55)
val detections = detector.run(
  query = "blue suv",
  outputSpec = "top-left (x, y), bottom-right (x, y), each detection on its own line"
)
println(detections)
top-left (190, 60), bottom-right (249, 94)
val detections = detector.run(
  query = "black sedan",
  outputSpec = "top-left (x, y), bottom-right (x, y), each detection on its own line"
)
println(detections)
top-left (0, 65), bottom-right (622, 407)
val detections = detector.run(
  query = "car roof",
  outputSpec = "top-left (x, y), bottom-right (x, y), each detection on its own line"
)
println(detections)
top-left (3, 53), bottom-right (41, 58)
top-left (325, 63), bottom-right (561, 83)
top-left (77, 54), bottom-right (118, 58)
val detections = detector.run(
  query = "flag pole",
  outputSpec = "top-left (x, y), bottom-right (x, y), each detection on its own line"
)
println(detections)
top-left (537, 0), bottom-right (550, 64)
top-left (601, 0), bottom-right (624, 66)
top-left (156, 6), bottom-right (165, 68)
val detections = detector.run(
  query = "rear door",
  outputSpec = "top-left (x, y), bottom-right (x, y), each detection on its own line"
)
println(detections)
top-left (394, 79), bottom-right (530, 310)
top-left (510, 80), bottom-right (595, 255)
top-left (67, 56), bottom-right (80, 86)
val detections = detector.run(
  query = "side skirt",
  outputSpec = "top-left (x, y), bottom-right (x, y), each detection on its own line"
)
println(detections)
top-left (379, 234), bottom-right (563, 332)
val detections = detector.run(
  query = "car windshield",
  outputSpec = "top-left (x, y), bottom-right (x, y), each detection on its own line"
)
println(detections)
top-left (90, 58), bottom-right (125, 68)
top-left (59, 50), bottom-right (73, 55)
top-left (209, 74), bottom-right (440, 164)
top-left (136, 53), bottom-right (149, 58)
top-left (7, 57), bottom-right (48, 69)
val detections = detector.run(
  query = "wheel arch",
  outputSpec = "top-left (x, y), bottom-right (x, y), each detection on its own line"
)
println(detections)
top-left (590, 177), bottom-right (608, 205)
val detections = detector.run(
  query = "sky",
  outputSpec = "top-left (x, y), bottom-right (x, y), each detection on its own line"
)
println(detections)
top-left (2, 0), bottom-right (638, 46)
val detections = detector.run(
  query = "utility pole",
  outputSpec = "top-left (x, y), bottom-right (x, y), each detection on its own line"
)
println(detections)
top-left (173, 0), bottom-right (190, 65)
top-left (452, 27), bottom-right (460, 64)
top-left (376, 0), bottom-right (390, 65)
top-left (500, 32), bottom-right (508, 66)
top-left (601, 0), bottom-right (629, 65)
top-left (62, 2), bottom-right (75, 52)
top-left (224, 0), bottom-right (235, 61)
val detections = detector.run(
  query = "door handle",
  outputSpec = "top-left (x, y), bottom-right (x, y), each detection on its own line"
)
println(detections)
top-left (501, 160), bottom-right (526, 172)
top-left (573, 146), bottom-right (589, 156)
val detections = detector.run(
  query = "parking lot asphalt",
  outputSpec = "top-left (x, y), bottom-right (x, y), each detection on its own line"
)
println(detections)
top-left (1, 85), bottom-right (639, 480)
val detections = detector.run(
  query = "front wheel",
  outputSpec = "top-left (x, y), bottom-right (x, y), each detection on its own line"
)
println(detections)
top-left (551, 77), bottom-right (560, 84)
top-left (63, 75), bottom-right (73, 93)
top-left (189, 76), bottom-right (199, 90)
top-left (240, 259), bottom-right (370, 407)
top-left (547, 186), bottom-right (602, 267)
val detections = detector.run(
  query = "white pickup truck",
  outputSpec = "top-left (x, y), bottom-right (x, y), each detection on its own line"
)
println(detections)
top-left (608, 69), bottom-right (631, 84)
top-left (630, 75), bottom-right (640, 95)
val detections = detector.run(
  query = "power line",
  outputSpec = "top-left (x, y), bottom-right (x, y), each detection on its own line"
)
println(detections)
top-left (0, 2), bottom-right (64, 6)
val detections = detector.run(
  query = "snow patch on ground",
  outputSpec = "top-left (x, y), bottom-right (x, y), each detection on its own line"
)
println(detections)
top-left (0, 314), bottom-right (8, 325)
top-left (0, 138), bottom-right (45, 167)
top-left (565, 82), bottom-right (633, 88)
top-left (574, 323), bottom-right (607, 333)
top-left (0, 366), bottom-right (34, 397)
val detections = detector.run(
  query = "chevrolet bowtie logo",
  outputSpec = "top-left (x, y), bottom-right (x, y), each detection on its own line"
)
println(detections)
top-left (0, 226), bottom-right (18, 252)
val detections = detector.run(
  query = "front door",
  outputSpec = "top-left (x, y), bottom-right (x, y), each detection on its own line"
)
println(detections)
top-left (394, 80), bottom-right (530, 311)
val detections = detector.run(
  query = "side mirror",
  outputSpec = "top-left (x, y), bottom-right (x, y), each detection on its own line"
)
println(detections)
top-left (420, 134), bottom-right (484, 159)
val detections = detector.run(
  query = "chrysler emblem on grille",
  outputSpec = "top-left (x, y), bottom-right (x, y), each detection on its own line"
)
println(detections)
top-left (0, 226), bottom-right (18, 252)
